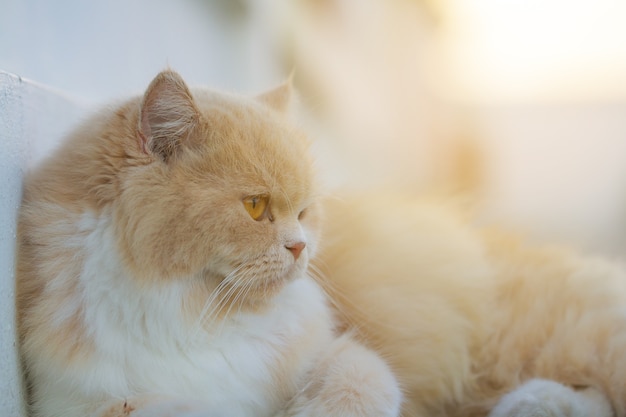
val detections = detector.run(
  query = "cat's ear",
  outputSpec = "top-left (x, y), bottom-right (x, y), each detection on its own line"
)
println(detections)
top-left (138, 70), bottom-right (199, 162)
top-left (256, 75), bottom-right (294, 113)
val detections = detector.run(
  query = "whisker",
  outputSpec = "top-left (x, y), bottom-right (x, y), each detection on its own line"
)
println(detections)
top-left (186, 284), bottom-right (228, 345)
top-left (187, 262), bottom-right (250, 344)
top-left (308, 261), bottom-right (410, 334)
top-left (215, 266), bottom-right (259, 335)
top-left (204, 278), bottom-right (242, 327)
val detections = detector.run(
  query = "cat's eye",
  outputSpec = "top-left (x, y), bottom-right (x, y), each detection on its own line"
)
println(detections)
top-left (243, 195), bottom-right (270, 221)
top-left (298, 208), bottom-right (307, 221)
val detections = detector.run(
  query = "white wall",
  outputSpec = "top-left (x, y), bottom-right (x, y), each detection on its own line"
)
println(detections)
top-left (0, 70), bottom-right (90, 417)
top-left (0, 0), bottom-right (287, 102)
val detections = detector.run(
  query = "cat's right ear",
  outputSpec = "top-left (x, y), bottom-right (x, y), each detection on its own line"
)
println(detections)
top-left (256, 73), bottom-right (294, 114)
top-left (138, 70), bottom-right (199, 162)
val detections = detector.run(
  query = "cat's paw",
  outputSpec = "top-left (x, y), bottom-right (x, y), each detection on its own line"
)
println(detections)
top-left (96, 397), bottom-right (219, 417)
top-left (488, 379), bottom-right (612, 417)
top-left (285, 335), bottom-right (401, 417)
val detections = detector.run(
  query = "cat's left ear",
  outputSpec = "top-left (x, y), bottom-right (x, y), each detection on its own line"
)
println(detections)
top-left (138, 70), bottom-right (199, 162)
top-left (256, 74), bottom-right (294, 113)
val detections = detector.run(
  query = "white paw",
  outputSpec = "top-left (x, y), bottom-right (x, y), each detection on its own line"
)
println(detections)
top-left (488, 379), bottom-right (612, 417)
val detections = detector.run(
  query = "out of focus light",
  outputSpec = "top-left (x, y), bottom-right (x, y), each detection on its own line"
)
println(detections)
top-left (437, 0), bottom-right (626, 103)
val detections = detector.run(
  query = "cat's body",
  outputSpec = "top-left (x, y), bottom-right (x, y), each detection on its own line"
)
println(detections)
top-left (317, 194), bottom-right (624, 416)
top-left (16, 71), bottom-right (400, 417)
top-left (17, 69), bottom-right (626, 417)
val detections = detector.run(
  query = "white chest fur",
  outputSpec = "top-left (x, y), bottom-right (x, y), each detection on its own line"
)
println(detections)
top-left (38, 212), bottom-right (334, 417)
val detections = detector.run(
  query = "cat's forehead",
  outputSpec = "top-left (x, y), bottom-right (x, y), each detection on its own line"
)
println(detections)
top-left (193, 89), bottom-right (286, 136)
top-left (185, 88), bottom-right (315, 202)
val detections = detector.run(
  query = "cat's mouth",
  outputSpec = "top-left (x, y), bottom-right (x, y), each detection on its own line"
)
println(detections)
top-left (243, 261), bottom-right (304, 294)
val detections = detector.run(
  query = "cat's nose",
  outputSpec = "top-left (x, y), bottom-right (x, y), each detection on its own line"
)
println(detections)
top-left (286, 242), bottom-right (306, 260)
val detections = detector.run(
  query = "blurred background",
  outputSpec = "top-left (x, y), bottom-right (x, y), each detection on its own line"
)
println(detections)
top-left (2, 0), bottom-right (626, 258)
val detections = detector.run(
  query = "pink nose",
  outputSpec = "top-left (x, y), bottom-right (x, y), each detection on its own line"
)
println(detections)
top-left (286, 242), bottom-right (306, 260)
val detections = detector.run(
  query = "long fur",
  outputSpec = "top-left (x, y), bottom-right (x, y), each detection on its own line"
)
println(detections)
top-left (18, 69), bottom-right (626, 417)
top-left (16, 70), bottom-right (401, 417)
top-left (315, 193), bottom-right (624, 416)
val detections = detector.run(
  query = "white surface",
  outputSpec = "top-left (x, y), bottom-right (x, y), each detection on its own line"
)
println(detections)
top-left (0, 70), bottom-right (90, 417)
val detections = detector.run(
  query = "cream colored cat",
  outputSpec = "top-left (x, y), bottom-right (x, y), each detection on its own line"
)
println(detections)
top-left (316, 193), bottom-right (623, 417)
top-left (18, 69), bottom-right (625, 417)
top-left (16, 70), bottom-right (401, 417)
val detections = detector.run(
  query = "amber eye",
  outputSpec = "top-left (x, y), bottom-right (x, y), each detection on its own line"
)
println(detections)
top-left (243, 195), bottom-right (269, 221)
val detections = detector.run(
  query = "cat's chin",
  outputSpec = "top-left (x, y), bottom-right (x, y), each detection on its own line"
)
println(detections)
top-left (246, 263), bottom-right (306, 301)
top-left (197, 262), bottom-right (306, 313)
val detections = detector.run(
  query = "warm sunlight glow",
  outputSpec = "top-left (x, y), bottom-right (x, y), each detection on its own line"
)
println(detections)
top-left (438, 0), bottom-right (626, 103)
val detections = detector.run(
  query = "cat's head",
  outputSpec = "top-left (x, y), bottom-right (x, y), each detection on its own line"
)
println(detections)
top-left (103, 70), bottom-right (320, 304)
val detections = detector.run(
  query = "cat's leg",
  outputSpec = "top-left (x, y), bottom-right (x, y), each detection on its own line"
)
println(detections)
top-left (281, 334), bottom-right (402, 417)
top-left (488, 379), bottom-right (613, 417)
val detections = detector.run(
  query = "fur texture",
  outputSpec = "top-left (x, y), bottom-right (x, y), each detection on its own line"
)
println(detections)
top-left (18, 69), bottom-right (626, 417)
top-left (16, 70), bottom-right (401, 417)
top-left (315, 193), bottom-right (624, 416)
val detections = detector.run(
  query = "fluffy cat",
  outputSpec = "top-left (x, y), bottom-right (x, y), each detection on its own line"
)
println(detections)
top-left (315, 193), bottom-right (624, 416)
top-left (16, 70), bottom-right (401, 417)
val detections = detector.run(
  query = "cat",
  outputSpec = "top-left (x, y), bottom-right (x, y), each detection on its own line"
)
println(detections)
top-left (15, 70), bottom-right (401, 417)
top-left (315, 192), bottom-right (624, 416)
top-left (17, 68), bottom-right (624, 417)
